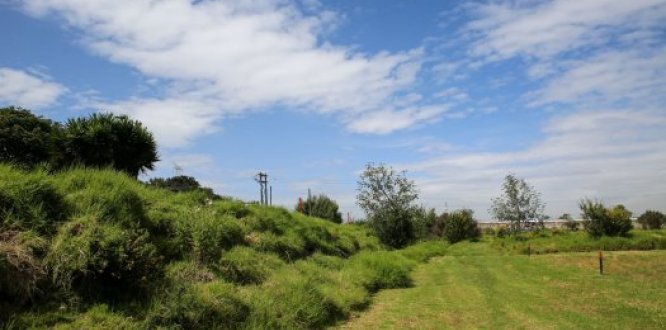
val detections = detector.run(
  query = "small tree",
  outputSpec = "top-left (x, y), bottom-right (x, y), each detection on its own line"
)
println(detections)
top-left (297, 194), bottom-right (343, 224)
top-left (357, 163), bottom-right (418, 248)
top-left (438, 209), bottom-right (480, 243)
top-left (412, 206), bottom-right (437, 240)
top-left (149, 175), bottom-right (201, 192)
top-left (636, 210), bottom-right (665, 230)
top-left (489, 174), bottom-right (545, 234)
top-left (54, 113), bottom-right (158, 177)
top-left (579, 199), bottom-right (633, 237)
top-left (0, 107), bottom-right (59, 169)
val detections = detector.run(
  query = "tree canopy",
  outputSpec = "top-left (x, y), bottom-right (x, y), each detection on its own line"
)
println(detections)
top-left (489, 174), bottom-right (545, 234)
top-left (297, 194), bottom-right (343, 224)
top-left (357, 163), bottom-right (418, 248)
top-left (0, 106), bottom-right (58, 169)
top-left (54, 113), bottom-right (159, 177)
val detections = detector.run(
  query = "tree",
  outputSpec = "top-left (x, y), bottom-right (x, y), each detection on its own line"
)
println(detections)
top-left (636, 210), bottom-right (665, 230)
top-left (438, 209), bottom-right (481, 244)
top-left (489, 174), bottom-right (545, 234)
top-left (412, 206), bottom-right (437, 240)
top-left (0, 107), bottom-right (59, 169)
top-left (296, 194), bottom-right (343, 224)
top-left (54, 113), bottom-right (158, 177)
top-left (148, 176), bottom-right (201, 192)
top-left (357, 163), bottom-right (418, 248)
top-left (579, 199), bottom-right (632, 237)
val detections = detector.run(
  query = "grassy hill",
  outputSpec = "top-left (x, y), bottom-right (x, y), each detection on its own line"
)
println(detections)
top-left (0, 165), bottom-right (447, 329)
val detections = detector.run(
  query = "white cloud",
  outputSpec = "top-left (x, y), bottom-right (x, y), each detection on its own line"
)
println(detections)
top-left (403, 109), bottom-right (666, 219)
top-left (466, 0), bottom-right (666, 61)
top-left (531, 48), bottom-right (666, 107)
top-left (346, 105), bottom-right (448, 134)
top-left (21, 0), bottom-right (440, 146)
top-left (0, 67), bottom-right (67, 109)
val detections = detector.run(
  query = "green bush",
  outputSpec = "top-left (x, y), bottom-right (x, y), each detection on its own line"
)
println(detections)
top-left (146, 281), bottom-right (249, 329)
top-left (0, 106), bottom-right (58, 170)
top-left (412, 207), bottom-right (437, 240)
top-left (439, 209), bottom-right (481, 243)
top-left (580, 200), bottom-right (633, 237)
top-left (45, 216), bottom-right (161, 297)
top-left (217, 246), bottom-right (285, 284)
top-left (0, 165), bottom-right (68, 234)
top-left (369, 208), bottom-right (415, 249)
top-left (297, 194), bottom-right (343, 223)
top-left (637, 210), bottom-right (665, 230)
top-left (343, 251), bottom-right (416, 293)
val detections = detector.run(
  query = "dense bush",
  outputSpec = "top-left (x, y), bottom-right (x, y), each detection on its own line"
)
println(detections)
top-left (579, 200), bottom-right (633, 237)
top-left (412, 207), bottom-right (437, 240)
top-left (297, 194), bottom-right (343, 223)
top-left (0, 107), bottom-right (58, 169)
top-left (53, 113), bottom-right (158, 177)
top-left (369, 208), bottom-right (415, 249)
top-left (437, 209), bottom-right (481, 243)
top-left (637, 210), bottom-right (665, 230)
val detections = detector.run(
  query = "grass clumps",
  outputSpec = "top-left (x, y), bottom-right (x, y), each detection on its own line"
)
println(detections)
top-left (217, 246), bottom-right (285, 284)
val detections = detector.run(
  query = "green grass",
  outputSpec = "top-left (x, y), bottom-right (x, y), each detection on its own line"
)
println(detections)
top-left (338, 241), bottom-right (666, 329)
top-left (1, 165), bottom-right (448, 329)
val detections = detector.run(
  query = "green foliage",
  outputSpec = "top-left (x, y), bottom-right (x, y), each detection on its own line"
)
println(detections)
top-left (398, 240), bottom-right (449, 262)
top-left (438, 209), bottom-right (481, 243)
top-left (637, 210), bottom-right (665, 230)
top-left (0, 165), bottom-right (68, 234)
top-left (146, 281), bottom-right (250, 329)
top-left (297, 194), bottom-right (343, 223)
top-left (45, 215), bottom-right (161, 297)
top-left (0, 107), bottom-right (59, 169)
top-left (412, 207), bottom-right (437, 240)
top-left (189, 212), bottom-right (245, 263)
top-left (357, 163), bottom-right (418, 248)
top-left (490, 174), bottom-right (545, 234)
top-left (343, 251), bottom-right (416, 292)
top-left (148, 175), bottom-right (200, 192)
top-left (579, 200), bottom-right (633, 237)
top-left (54, 113), bottom-right (158, 177)
top-left (53, 305), bottom-right (140, 330)
top-left (217, 246), bottom-right (285, 284)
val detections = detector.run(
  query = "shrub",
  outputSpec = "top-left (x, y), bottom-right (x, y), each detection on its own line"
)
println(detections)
top-left (495, 226), bottom-right (509, 238)
top-left (297, 194), bottom-right (343, 223)
top-left (0, 165), bottom-right (68, 234)
top-left (146, 281), bottom-right (249, 329)
top-left (45, 216), bottom-right (161, 298)
top-left (217, 246), bottom-right (285, 284)
top-left (53, 113), bottom-right (158, 178)
top-left (343, 251), bottom-right (415, 293)
top-left (637, 210), bottom-right (665, 230)
top-left (0, 106), bottom-right (58, 169)
top-left (580, 200), bottom-right (632, 237)
top-left (369, 208), bottom-right (414, 249)
top-left (563, 219), bottom-right (579, 231)
top-left (412, 207), bottom-right (437, 240)
top-left (438, 209), bottom-right (481, 244)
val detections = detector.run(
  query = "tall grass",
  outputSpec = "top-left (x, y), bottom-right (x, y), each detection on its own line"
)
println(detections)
top-left (1, 165), bottom-right (438, 329)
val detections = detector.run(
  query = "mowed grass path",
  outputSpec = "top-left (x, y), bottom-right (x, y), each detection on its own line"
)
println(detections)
top-left (338, 242), bottom-right (666, 329)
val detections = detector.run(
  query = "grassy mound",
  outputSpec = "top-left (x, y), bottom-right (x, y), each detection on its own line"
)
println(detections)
top-left (0, 165), bottom-right (446, 328)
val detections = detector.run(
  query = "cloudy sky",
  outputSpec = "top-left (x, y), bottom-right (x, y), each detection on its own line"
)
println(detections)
top-left (1, 0), bottom-right (665, 220)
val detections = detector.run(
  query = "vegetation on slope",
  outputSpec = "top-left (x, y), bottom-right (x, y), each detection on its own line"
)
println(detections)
top-left (0, 165), bottom-right (447, 329)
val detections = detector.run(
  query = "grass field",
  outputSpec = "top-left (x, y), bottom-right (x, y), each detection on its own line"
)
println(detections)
top-left (338, 241), bottom-right (666, 329)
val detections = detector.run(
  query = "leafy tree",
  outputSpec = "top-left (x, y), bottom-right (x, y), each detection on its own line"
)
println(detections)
top-left (149, 176), bottom-right (201, 192)
top-left (0, 107), bottom-right (59, 169)
top-left (489, 174), bottom-right (545, 235)
top-left (54, 113), bottom-right (158, 177)
top-left (296, 194), bottom-right (343, 223)
top-left (357, 163), bottom-right (418, 248)
top-left (438, 209), bottom-right (480, 244)
top-left (579, 200), bottom-right (633, 237)
top-left (412, 207), bottom-right (437, 240)
top-left (636, 210), bottom-right (665, 230)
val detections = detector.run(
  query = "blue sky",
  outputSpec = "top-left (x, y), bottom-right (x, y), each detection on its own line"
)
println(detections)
top-left (1, 0), bottom-right (665, 220)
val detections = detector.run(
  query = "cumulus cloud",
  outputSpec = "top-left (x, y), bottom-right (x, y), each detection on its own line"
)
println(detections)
top-left (0, 67), bottom-right (67, 109)
top-left (20, 0), bottom-right (442, 145)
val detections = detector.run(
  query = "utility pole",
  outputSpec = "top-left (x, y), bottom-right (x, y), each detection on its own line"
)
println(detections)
top-left (269, 186), bottom-right (273, 206)
top-left (307, 188), bottom-right (312, 215)
top-left (255, 172), bottom-right (269, 205)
